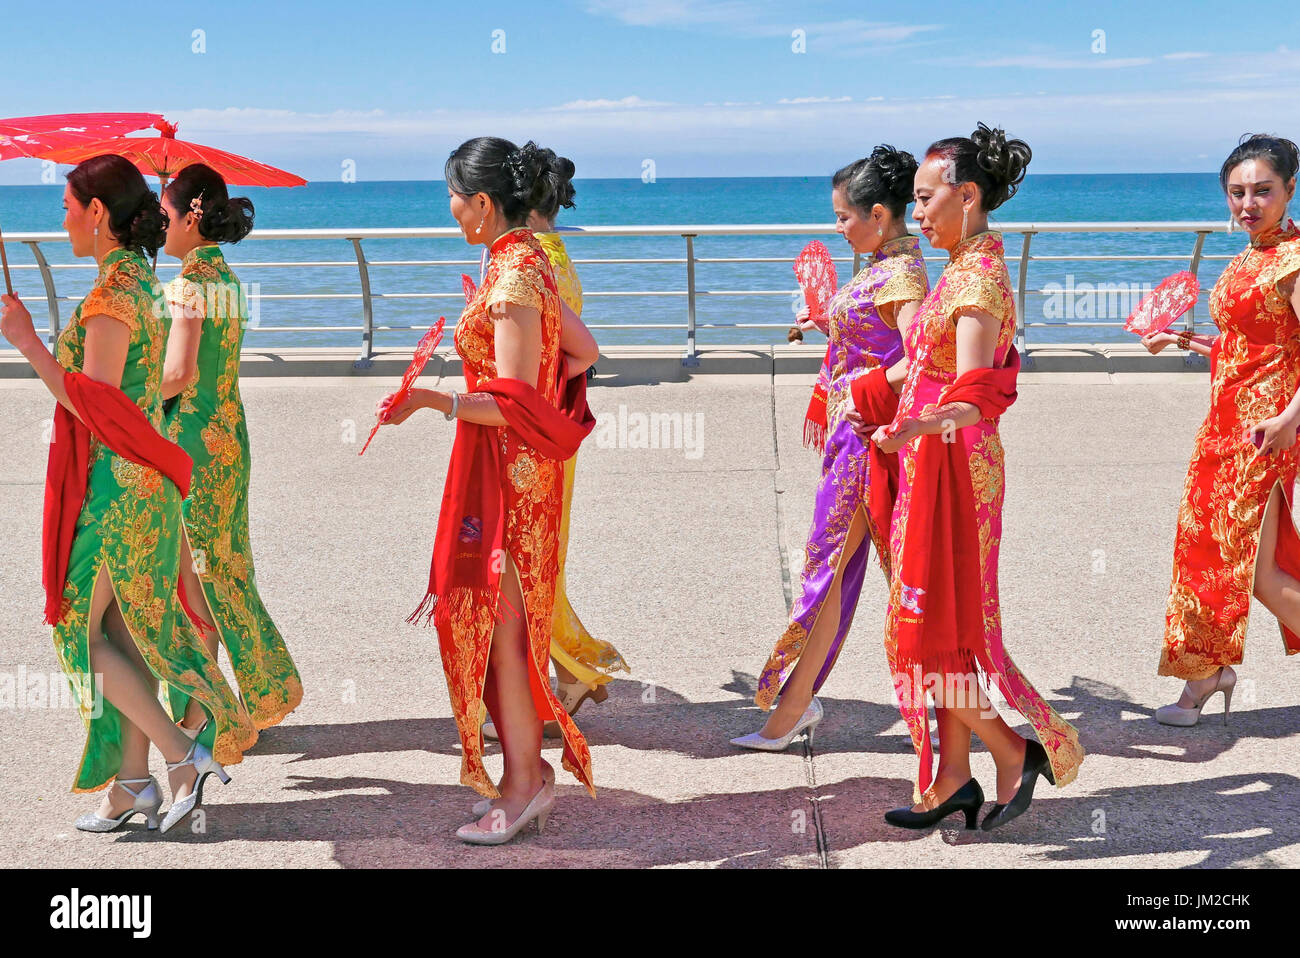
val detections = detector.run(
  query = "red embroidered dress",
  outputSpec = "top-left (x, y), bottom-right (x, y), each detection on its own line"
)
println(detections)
top-left (1160, 220), bottom-right (1300, 679)
top-left (887, 231), bottom-right (1085, 796)
top-left (443, 228), bottom-right (595, 798)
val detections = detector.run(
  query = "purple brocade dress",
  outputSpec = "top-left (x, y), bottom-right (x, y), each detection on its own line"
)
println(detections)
top-left (755, 235), bottom-right (929, 709)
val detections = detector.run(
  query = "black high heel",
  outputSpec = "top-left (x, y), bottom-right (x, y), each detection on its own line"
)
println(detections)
top-left (980, 738), bottom-right (1054, 831)
top-left (883, 778), bottom-right (984, 830)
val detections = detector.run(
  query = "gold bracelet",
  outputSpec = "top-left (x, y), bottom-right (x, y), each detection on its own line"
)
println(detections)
top-left (1176, 331), bottom-right (1193, 350)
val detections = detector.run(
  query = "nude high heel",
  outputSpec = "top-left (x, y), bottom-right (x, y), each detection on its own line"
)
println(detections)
top-left (1155, 666), bottom-right (1237, 727)
top-left (457, 781), bottom-right (555, 846)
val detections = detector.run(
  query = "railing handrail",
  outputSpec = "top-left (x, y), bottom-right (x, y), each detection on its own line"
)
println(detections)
top-left (0, 221), bottom-right (1234, 244)
top-left (3, 221), bottom-right (1235, 368)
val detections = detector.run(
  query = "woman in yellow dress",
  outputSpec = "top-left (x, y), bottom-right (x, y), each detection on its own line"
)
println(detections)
top-left (483, 160), bottom-right (627, 741)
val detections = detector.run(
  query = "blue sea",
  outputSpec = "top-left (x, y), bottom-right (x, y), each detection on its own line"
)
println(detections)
top-left (0, 175), bottom-right (1249, 349)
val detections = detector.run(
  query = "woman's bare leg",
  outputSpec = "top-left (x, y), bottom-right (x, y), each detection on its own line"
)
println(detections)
top-left (914, 677), bottom-right (1028, 808)
top-left (910, 706), bottom-right (974, 810)
top-left (1252, 482), bottom-right (1300, 634)
top-left (178, 531), bottom-right (219, 730)
top-left (762, 508), bottom-right (868, 738)
top-left (85, 566), bottom-right (196, 813)
top-left (474, 552), bottom-right (545, 827)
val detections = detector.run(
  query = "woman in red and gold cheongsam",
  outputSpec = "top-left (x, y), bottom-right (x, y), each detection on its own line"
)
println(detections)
top-left (381, 138), bottom-right (596, 845)
top-left (1143, 135), bottom-right (1300, 726)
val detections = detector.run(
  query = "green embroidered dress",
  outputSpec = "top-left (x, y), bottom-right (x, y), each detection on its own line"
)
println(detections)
top-left (52, 248), bottom-right (257, 792)
top-left (164, 245), bottom-right (302, 728)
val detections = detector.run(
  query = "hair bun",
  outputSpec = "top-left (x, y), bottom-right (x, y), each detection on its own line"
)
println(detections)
top-left (970, 122), bottom-right (1031, 209)
top-left (870, 144), bottom-right (919, 206)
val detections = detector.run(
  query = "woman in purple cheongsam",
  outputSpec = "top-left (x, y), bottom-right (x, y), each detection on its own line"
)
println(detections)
top-left (732, 146), bottom-right (929, 750)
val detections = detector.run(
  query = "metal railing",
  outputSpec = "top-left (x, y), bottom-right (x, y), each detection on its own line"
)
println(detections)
top-left (2, 222), bottom-right (1233, 369)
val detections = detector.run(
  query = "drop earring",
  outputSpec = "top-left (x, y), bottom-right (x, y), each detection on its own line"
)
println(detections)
top-left (960, 206), bottom-right (968, 243)
top-left (1227, 215), bottom-right (1236, 234)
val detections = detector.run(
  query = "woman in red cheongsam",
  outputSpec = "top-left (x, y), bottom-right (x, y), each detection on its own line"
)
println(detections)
top-left (1143, 135), bottom-right (1300, 727)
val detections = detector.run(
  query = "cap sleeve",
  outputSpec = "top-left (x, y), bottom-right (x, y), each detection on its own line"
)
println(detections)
top-left (1273, 237), bottom-right (1300, 298)
top-left (485, 261), bottom-right (545, 315)
top-left (79, 273), bottom-right (141, 334)
top-left (875, 261), bottom-right (929, 317)
top-left (945, 271), bottom-right (1011, 326)
top-left (165, 276), bottom-right (207, 323)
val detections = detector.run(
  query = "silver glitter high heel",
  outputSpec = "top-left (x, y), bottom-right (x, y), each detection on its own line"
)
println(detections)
top-left (730, 697), bottom-right (823, 751)
top-left (74, 777), bottom-right (163, 833)
top-left (159, 739), bottom-right (230, 834)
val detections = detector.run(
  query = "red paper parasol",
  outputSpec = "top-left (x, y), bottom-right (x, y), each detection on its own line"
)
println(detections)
top-left (1124, 271), bottom-right (1200, 337)
top-left (359, 317), bottom-right (447, 456)
top-left (39, 119), bottom-right (307, 190)
top-left (0, 112), bottom-right (163, 296)
top-left (0, 112), bottom-right (163, 160)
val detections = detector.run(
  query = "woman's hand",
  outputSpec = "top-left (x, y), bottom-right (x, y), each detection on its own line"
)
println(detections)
top-left (845, 407), bottom-right (875, 442)
top-left (1249, 414), bottom-right (1299, 456)
top-left (872, 418), bottom-right (920, 455)
top-left (376, 388), bottom-right (441, 426)
top-left (1141, 331), bottom-right (1177, 355)
top-left (1, 293), bottom-right (39, 351)
top-left (796, 305), bottom-right (828, 335)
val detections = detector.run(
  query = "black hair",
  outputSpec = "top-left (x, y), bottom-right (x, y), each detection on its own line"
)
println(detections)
top-left (832, 144), bottom-right (918, 219)
top-left (164, 163), bottom-right (255, 244)
top-left (66, 154), bottom-right (167, 258)
top-left (1219, 134), bottom-right (1300, 191)
top-left (926, 123), bottom-right (1032, 212)
top-left (445, 137), bottom-right (574, 227)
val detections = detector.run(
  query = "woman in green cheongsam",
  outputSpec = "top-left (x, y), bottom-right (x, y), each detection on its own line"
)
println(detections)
top-left (159, 164), bottom-right (302, 733)
top-left (0, 155), bottom-right (257, 834)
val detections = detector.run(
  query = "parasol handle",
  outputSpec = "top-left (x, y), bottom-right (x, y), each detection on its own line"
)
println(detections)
top-left (0, 215), bottom-right (12, 297)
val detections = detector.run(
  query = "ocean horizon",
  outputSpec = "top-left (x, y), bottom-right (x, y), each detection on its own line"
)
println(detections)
top-left (0, 173), bottom-right (1250, 349)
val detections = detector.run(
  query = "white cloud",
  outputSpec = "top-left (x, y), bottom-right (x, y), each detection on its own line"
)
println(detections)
top-left (583, 0), bottom-right (940, 51)
top-left (1163, 51), bottom-right (1211, 60)
top-left (552, 96), bottom-right (672, 110)
top-left (975, 55), bottom-right (1153, 69)
top-left (776, 96), bottom-right (852, 104)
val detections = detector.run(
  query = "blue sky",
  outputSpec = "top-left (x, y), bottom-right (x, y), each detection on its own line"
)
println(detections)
top-left (1, 0), bottom-right (1298, 182)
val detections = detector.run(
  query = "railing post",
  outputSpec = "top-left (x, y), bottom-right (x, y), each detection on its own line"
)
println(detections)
top-left (1016, 231), bottom-right (1036, 368)
top-left (24, 241), bottom-right (60, 345)
top-left (1184, 230), bottom-right (1211, 369)
top-left (351, 237), bottom-right (374, 370)
top-left (682, 233), bottom-right (699, 367)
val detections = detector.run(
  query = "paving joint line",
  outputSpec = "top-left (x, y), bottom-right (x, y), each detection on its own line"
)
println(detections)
top-left (769, 363), bottom-right (829, 868)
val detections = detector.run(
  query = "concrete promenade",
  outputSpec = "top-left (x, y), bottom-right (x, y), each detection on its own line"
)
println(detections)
top-left (1, 343), bottom-right (1297, 868)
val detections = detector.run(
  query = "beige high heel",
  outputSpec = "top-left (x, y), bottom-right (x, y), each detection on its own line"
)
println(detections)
top-left (1155, 666), bottom-right (1237, 727)
top-left (473, 762), bottom-right (554, 817)
top-left (457, 781), bottom-right (555, 846)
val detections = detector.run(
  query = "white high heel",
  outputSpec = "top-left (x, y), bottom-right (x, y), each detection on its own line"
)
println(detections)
top-left (457, 781), bottom-right (555, 845)
top-left (159, 739), bottom-right (231, 834)
top-left (730, 697), bottom-right (824, 751)
top-left (1155, 666), bottom-right (1237, 727)
top-left (74, 777), bottom-right (163, 832)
